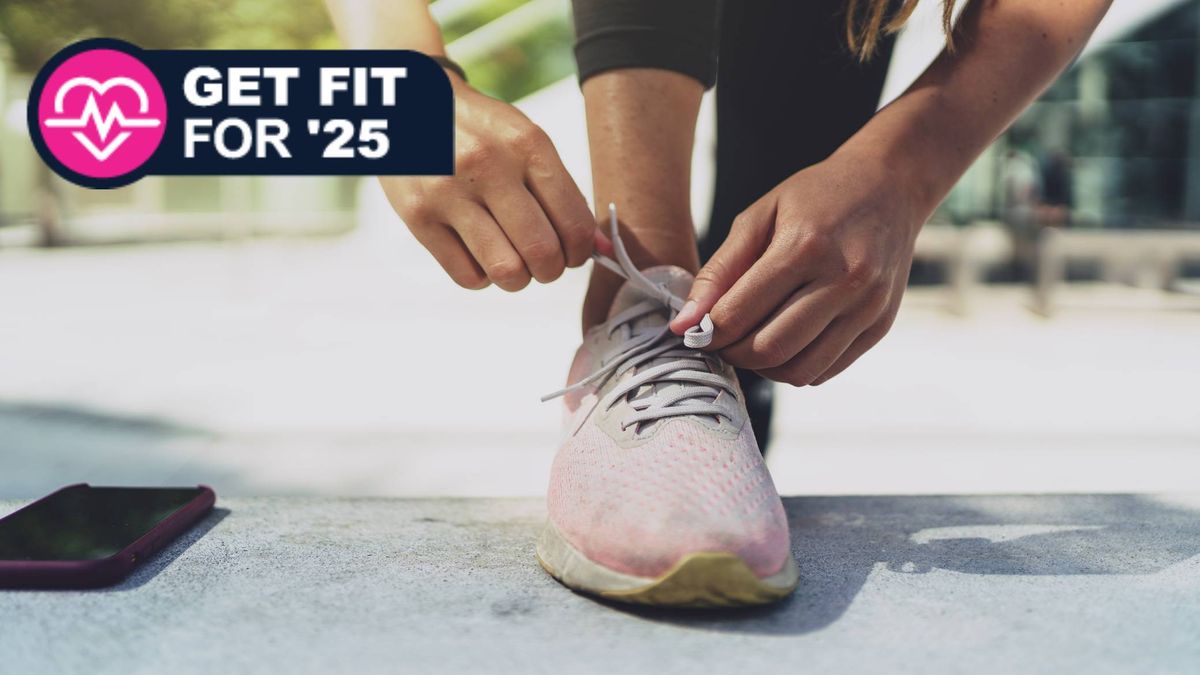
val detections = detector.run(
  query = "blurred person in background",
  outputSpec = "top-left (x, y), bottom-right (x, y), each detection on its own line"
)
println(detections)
top-left (1039, 149), bottom-right (1075, 227)
top-left (1002, 145), bottom-right (1043, 277)
top-left (325, 0), bottom-right (1111, 607)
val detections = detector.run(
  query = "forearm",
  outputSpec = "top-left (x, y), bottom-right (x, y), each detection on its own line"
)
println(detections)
top-left (324, 0), bottom-right (445, 54)
top-left (842, 0), bottom-right (1112, 218)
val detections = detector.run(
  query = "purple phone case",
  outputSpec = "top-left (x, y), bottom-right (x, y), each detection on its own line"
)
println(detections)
top-left (0, 483), bottom-right (216, 590)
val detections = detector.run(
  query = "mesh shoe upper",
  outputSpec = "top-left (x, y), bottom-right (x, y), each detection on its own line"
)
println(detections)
top-left (546, 265), bottom-right (792, 579)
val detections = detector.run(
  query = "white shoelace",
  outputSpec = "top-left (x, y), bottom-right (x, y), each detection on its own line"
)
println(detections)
top-left (541, 204), bottom-right (733, 430)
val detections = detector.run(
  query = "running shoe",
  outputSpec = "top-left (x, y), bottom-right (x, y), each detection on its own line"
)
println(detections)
top-left (538, 205), bottom-right (798, 607)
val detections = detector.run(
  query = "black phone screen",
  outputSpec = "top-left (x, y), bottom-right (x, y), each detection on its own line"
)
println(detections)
top-left (0, 486), bottom-right (205, 561)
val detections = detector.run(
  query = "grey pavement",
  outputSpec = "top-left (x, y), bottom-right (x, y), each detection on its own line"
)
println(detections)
top-left (2, 495), bottom-right (1199, 674)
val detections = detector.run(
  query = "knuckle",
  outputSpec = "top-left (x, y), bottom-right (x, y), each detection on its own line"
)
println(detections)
top-left (794, 231), bottom-right (836, 257)
top-left (486, 258), bottom-right (530, 288)
top-left (863, 286), bottom-right (892, 313)
top-left (693, 263), bottom-right (726, 290)
top-left (422, 175), bottom-right (457, 194)
top-left (752, 334), bottom-right (791, 369)
top-left (502, 275), bottom-right (532, 292)
top-left (730, 212), bottom-right (755, 232)
top-left (456, 139), bottom-right (494, 173)
top-left (786, 367), bottom-right (820, 387)
top-left (522, 238), bottom-right (562, 265)
top-left (452, 269), bottom-right (490, 290)
top-left (397, 194), bottom-right (433, 223)
top-left (511, 122), bottom-right (551, 155)
top-left (842, 258), bottom-right (883, 290)
top-left (535, 264), bottom-right (565, 284)
top-left (864, 319), bottom-right (894, 344)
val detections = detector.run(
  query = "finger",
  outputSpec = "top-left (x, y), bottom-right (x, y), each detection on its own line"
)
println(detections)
top-left (526, 152), bottom-right (595, 268)
top-left (593, 228), bottom-right (614, 258)
top-left (670, 203), bottom-right (776, 336)
top-left (704, 242), bottom-right (814, 351)
top-left (811, 308), bottom-right (899, 385)
top-left (411, 224), bottom-right (490, 290)
top-left (485, 188), bottom-right (566, 284)
top-left (449, 200), bottom-right (532, 292)
top-left (720, 284), bottom-right (842, 370)
top-left (759, 314), bottom-right (872, 387)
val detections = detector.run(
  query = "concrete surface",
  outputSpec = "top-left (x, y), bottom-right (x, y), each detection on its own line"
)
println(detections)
top-left (2, 495), bottom-right (1199, 674)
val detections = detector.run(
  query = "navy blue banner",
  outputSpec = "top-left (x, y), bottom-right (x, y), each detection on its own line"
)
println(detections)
top-left (29, 38), bottom-right (454, 189)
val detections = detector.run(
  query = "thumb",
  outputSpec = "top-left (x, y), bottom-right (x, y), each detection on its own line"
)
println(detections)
top-left (670, 216), bottom-right (764, 335)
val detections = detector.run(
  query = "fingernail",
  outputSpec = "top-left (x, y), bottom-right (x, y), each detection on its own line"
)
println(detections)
top-left (679, 300), bottom-right (697, 318)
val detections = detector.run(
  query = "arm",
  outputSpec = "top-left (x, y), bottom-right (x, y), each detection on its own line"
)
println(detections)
top-left (671, 0), bottom-right (1112, 386)
top-left (324, 0), bottom-right (596, 291)
top-left (849, 0), bottom-right (1114, 213)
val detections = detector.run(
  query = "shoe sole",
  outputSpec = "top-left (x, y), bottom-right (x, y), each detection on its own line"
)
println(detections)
top-left (536, 521), bottom-right (799, 608)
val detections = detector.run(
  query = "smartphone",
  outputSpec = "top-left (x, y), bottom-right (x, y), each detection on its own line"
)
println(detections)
top-left (0, 483), bottom-right (216, 589)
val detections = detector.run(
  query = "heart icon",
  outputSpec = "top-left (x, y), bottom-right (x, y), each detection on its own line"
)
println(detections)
top-left (36, 47), bottom-right (168, 181)
top-left (44, 77), bottom-right (163, 161)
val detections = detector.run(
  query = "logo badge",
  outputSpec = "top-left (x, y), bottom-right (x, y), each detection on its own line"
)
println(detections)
top-left (31, 40), bottom-right (167, 188)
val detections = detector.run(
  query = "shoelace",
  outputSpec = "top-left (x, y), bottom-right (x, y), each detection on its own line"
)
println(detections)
top-left (541, 204), bottom-right (734, 430)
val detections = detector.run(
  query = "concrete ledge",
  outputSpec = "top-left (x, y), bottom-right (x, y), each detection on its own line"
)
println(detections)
top-left (1035, 228), bottom-right (1200, 314)
top-left (2, 495), bottom-right (1199, 673)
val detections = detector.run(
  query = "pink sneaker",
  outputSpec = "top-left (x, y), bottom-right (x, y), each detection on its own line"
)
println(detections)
top-left (537, 206), bottom-right (798, 607)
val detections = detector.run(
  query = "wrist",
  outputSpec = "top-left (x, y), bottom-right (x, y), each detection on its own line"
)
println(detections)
top-left (827, 140), bottom-right (934, 242)
top-left (835, 97), bottom-right (967, 226)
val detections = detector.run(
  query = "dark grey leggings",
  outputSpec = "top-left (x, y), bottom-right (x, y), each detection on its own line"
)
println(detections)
top-left (571, 0), bottom-right (894, 255)
top-left (572, 0), bottom-right (896, 448)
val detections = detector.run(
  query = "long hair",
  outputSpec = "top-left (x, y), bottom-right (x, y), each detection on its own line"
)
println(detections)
top-left (845, 0), bottom-right (958, 61)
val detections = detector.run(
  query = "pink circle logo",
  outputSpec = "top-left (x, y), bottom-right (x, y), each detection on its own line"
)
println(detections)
top-left (35, 46), bottom-right (166, 182)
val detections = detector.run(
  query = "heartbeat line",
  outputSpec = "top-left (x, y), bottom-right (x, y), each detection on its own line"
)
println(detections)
top-left (44, 93), bottom-right (161, 142)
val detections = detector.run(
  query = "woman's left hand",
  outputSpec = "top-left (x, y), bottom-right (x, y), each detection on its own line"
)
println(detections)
top-left (670, 148), bottom-right (929, 386)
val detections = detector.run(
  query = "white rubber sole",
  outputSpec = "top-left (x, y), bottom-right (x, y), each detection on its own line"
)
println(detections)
top-left (536, 521), bottom-right (799, 608)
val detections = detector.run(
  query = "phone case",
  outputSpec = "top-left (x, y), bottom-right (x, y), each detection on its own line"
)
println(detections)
top-left (0, 483), bottom-right (216, 590)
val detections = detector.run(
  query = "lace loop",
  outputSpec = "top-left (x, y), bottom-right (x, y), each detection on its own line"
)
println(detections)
top-left (541, 204), bottom-right (730, 428)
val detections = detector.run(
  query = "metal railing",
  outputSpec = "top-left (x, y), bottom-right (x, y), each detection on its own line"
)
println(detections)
top-left (438, 0), bottom-right (567, 64)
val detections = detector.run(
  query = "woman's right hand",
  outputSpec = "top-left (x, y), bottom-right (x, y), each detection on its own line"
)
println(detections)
top-left (381, 76), bottom-right (596, 291)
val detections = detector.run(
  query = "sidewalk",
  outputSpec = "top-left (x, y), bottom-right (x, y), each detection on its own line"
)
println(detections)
top-left (2, 495), bottom-right (1197, 673)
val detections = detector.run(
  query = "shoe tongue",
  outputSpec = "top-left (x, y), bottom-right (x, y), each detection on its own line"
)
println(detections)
top-left (607, 265), bottom-right (694, 324)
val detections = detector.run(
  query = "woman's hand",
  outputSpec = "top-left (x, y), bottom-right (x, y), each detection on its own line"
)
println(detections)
top-left (666, 0), bottom-right (1112, 386)
top-left (670, 148), bottom-right (928, 386)
top-left (381, 77), bottom-right (596, 291)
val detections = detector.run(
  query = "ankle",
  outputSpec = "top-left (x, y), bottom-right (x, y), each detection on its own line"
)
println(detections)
top-left (581, 268), bottom-right (624, 333)
top-left (581, 224), bottom-right (700, 334)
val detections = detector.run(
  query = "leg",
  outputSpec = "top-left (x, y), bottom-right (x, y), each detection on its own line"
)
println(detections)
top-left (541, 2), bottom-right (798, 607)
top-left (703, 0), bottom-right (897, 450)
top-left (579, 69), bottom-right (705, 331)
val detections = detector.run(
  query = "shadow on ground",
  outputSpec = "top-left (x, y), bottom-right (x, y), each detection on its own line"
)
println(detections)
top-left (611, 494), bottom-right (1200, 635)
top-left (105, 507), bottom-right (231, 591)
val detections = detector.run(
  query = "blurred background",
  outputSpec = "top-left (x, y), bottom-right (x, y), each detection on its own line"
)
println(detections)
top-left (0, 0), bottom-right (1196, 500)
